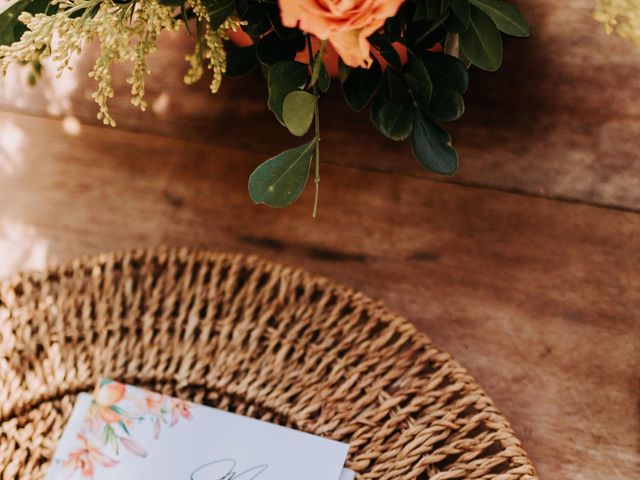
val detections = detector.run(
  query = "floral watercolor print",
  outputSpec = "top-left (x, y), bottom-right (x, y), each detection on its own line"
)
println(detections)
top-left (62, 379), bottom-right (193, 479)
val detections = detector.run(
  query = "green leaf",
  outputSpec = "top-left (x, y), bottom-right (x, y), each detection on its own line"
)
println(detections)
top-left (406, 12), bottom-right (448, 49)
top-left (445, 0), bottom-right (470, 32)
top-left (0, 0), bottom-right (29, 45)
top-left (369, 33), bottom-right (402, 70)
top-left (119, 420), bottom-right (130, 436)
top-left (225, 46), bottom-right (257, 77)
top-left (338, 58), bottom-right (351, 84)
top-left (283, 91), bottom-right (317, 137)
top-left (404, 58), bottom-right (432, 109)
top-left (422, 52), bottom-right (469, 93)
top-left (371, 94), bottom-right (414, 141)
top-left (383, 69), bottom-right (409, 99)
top-left (0, 0), bottom-right (53, 46)
top-left (202, 0), bottom-right (235, 30)
top-left (341, 57), bottom-right (382, 112)
top-left (265, 3), bottom-right (298, 40)
top-left (256, 31), bottom-right (298, 65)
top-left (267, 61), bottom-right (308, 124)
top-left (469, 0), bottom-right (529, 37)
top-left (426, 88), bottom-right (464, 122)
top-left (249, 141), bottom-right (316, 208)
top-left (317, 62), bottom-right (330, 93)
top-left (411, 110), bottom-right (458, 174)
top-left (415, 0), bottom-right (446, 21)
top-left (451, 0), bottom-right (470, 23)
top-left (459, 6), bottom-right (502, 71)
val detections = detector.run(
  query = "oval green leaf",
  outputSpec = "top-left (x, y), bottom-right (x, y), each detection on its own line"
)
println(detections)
top-left (422, 51), bottom-right (469, 93)
top-left (371, 94), bottom-right (414, 141)
top-left (0, 0), bottom-right (29, 45)
top-left (317, 62), bottom-right (331, 93)
top-left (469, 0), bottom-right (530, 37)
top-left (205, 0), bottom-right (235, 30)
top-left (411, 110), bottom-right (458, 175)
top-left (248, 141), bottom-right (316, 207)
top-left (267, 61), bottom-right (308, 124)
top-left (446, 0), bottom-right (471, 32)
top-left (426, 88), bottom-right (465, 122)
top-left (403, 58), bottom-right (433, 109)
top-left (283, 91), bottom-right (317, 137)
top-left (341, 57), bottom-right (382, 112)
top-left (459, 6), bottom-right (503, 71)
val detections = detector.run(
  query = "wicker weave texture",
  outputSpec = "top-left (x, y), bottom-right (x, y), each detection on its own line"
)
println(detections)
top-left (0, 248), bottom-right (537, 479)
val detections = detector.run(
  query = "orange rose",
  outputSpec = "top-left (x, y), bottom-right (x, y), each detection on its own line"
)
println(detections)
top-left (279, 0), bottom-right (405, 68)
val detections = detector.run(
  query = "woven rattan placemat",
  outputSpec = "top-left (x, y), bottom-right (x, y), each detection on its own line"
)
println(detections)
top-left (0, 248), bottom-right (537, 479)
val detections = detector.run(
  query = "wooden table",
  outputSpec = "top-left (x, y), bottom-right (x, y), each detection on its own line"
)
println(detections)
top-left (0, 1), bottom-right (638, 478)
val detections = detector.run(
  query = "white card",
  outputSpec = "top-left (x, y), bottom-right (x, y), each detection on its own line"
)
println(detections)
top-left (46, 380), bottom-right (350, 480)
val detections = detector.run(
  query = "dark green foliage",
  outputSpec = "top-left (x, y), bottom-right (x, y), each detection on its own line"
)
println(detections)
top-left (225, 46), bottom-right (258, 77)
top-left (340, 57), bottom-right (383, 112)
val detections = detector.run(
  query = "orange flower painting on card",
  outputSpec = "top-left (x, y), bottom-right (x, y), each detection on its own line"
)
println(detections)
top-left (63, 379), bottom-right (193, 479)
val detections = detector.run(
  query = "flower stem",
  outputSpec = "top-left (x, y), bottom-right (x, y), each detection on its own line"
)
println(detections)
top-left (305, 35), bottom-right (326, 218)
top-left (312, 90), bottom-right (320, 218)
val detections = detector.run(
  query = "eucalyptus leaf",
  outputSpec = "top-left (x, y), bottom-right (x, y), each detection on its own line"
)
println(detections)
top-left (283, 91), bottom-right (317, 137)
top-left (267, 61), bottom-right (308, 124)
top-left (371, 94), bottom-right (414, 141)
top-left (248, 141), bottom-right (316, 207)
top-left (341, 57), bottom-right (382, 112)
top-left (469, 0), bottom-right (529, 37)
top-left (411, 110), bottom-right (458, 174)
top-left (459, 6), bottom-right (502, 71)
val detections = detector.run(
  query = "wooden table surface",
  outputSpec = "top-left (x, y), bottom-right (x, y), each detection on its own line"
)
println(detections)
top-left (0, 1), bottom-right (638, 478)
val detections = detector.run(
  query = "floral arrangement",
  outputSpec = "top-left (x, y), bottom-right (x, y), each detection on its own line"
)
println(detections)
top-left (63, 379), bottom-right (193, 478)
top-left (0, 0), bottom-right (531, 214)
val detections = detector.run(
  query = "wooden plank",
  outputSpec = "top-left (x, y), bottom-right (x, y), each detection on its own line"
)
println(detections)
top-left (1, 0), bottom-right (640, 210)
top-left (0, 110), bottom-right (638, 479)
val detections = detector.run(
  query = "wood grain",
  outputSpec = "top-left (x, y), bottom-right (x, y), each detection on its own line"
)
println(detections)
top-left (1, 0), bottom-right (639, 210)
top-left (0, 110), bottom-right (638, 479)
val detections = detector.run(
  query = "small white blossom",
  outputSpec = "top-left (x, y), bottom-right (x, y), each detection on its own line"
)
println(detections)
top-left (0, 0), bottom-right (239, 125)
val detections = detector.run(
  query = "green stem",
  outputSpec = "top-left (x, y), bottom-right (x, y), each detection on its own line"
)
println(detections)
top-left (305, 35), bottom-right (326, 218)
top-left (312, 87), bottom-right (320, 218)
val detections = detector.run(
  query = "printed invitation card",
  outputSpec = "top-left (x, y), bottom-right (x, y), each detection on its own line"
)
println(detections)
top-left (46, 379), bottom-right (352, 480)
